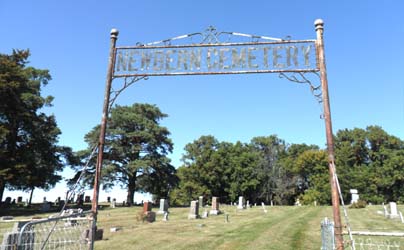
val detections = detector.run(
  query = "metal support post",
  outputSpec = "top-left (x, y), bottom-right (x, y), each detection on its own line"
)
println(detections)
top-left (315, 19), bottom-right (344, 250)
top-left (89, 28), bottom-right (118, 250)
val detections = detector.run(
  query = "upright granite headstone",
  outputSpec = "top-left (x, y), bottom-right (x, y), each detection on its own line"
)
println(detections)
top-left (237, 196), bottom-right (244, 209)
top-left (188, 200), bottom-right (199, 219)
top-left (84, 196), bottom-right (91, 203)
top-left (41, 199), bottom-right (51, 212)
top-left (198, 196), bottom-right (204, 210)
top-left (107, 197), bottom-right (111, 203)
top-left (17, 196), bottom-right (23, 203)
top-left (5, 197), bottom-right (11, 205)
top-left (209, 197), bottom-right (220, 215)
top-left (143, 201), bottom-right (155, 222)
top-left (389, 202), bottom-right (399, 218)
top-left (158, 199), bottom-right (169, 214)
top-left (246, 200), bottom-right (250, 209)
top-left (143, 201), bottom-right (152, 213)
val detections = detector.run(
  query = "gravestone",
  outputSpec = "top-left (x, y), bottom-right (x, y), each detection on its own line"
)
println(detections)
top-left (143, 201), bottom-right (155, 222)
top-left (84, 196), bottom-right (91, 203)
top-left (209, 197), bottom-right (220, 215)
top-left (107, 197), bottom-right (111, 203)
top-left (110, 198), bottom-right (116, 208)
top-left (157, 199), bottom-right (169, 214)
top-left (198, 196), bottom-right (204, 210)
top-left (76, 194), bottom-right (84, 206)
top-left (188, 200), bottom-right (199, 219)
top-left (143, 201), bottom-right (152, 213)
top-left (350, 189), bottom-right (359, 204)
top-left (162, 212), bottom-right (169, 221)
top-left (399, 211), bottom-right (404, 223)
top-left (41, 201), bottom-right (51, 212)
top-left (237, 196), bottom-right (244, 209)
top-left (17, 196), bottom-right (23, 203)
top-left (261, 202), bottom-right (268, 213)
top-left (246, 200), bottom-right (250, 209)
top-left (4, 197), bottom-right (11, 205)
top-left (389, 202), bottom-right (399, 218)
top-left (57, 200), bottom-right (65, 210)
top-left (202, 210), bottom-right (209, 218)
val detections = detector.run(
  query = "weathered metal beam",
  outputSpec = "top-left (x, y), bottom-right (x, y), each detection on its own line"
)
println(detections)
top-left (89, 28), bottom-right (118, 250)
top-left (315, 19), bottom-right (344, 250)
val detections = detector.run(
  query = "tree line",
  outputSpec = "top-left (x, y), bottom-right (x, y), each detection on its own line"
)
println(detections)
top-left (1, 50), bottom-right (403, 206)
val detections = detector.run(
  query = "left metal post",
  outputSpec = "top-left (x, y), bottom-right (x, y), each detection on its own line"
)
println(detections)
top-left (89, 28), bottom-right (118, 250)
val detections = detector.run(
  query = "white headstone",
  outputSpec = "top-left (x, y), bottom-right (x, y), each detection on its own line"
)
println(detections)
top-left (158, 199), bottom-right (169, 214)
top-left (110, 198), bottom-right (116, 208)
top-left (389, 202), bottom-right (399, 218)
top-left (202, 210), bottom-right (209, 218)
top-left (261, 202), bottom-right (267, 213)
top-left (350, 189), bottom-right (359, 204)
top-left (246, 200), bottom-right (250, 209)
top-left (237, 196), bottom-right (244, 209)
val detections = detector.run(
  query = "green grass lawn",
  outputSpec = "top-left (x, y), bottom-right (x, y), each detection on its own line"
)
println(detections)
top-left (1, 204), bottom-right (404, 249)
top-left (93, 204), bottom-right (404, 250)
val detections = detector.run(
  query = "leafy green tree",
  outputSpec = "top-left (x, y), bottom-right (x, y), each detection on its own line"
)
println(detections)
top-left (224, 141), bottom-right (260, 202)
top-left (0, 50), bottom-right (69, 203)
top-left (335, 126), bottom-right (404, 203)
top-left (281, 143), bottom-right (320, 202)
top-left (170, 136), bottom-right (221, 205)
top-left (250, 135), bottom-right (291, 204)
top-left (170, 136), bottom-right (260, 205)
top-left (78, 103), bottom-right (175, 205)
top-left (293, 150), bottom-right (330, 204)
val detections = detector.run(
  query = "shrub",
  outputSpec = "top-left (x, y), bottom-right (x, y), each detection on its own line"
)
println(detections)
top-left (349, 200), bottom-right (367, 209)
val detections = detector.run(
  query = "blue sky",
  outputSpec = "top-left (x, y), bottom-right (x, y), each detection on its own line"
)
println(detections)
top-left (1, 0), bottom-right (403, 202)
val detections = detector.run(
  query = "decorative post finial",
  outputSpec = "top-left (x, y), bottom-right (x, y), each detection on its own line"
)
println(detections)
top-left (314, 19), bottom-right (324, 31)
top-left (110, 28), bottom-right (119, 38)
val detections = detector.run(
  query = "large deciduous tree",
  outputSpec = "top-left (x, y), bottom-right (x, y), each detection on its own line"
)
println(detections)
top-left (78, 103), bottom-right (176, 205)
top-left (335, 126), bottom-right (404, 203)
top-left (0, 50), bottom-right (68, 202)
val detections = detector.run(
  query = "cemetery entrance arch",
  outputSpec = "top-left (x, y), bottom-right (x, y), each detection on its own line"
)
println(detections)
top-left (91, 19), bottom-right (345, 250)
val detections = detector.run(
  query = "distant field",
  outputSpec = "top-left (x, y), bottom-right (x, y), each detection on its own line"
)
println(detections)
top-left (1, 204), bottom-right (404, 249)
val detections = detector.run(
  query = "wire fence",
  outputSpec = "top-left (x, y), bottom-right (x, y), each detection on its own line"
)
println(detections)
top-left (1, 210), bottom-right (92, 250)
top-left (321, 217), bottom-right (404, 250)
